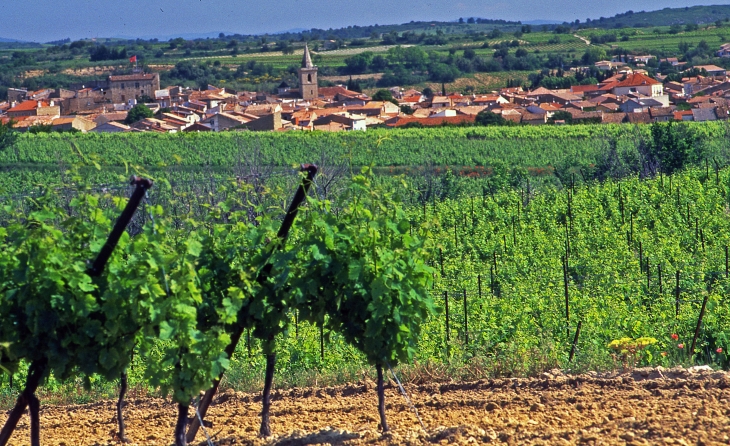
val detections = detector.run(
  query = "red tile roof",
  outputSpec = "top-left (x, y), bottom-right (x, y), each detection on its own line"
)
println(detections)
top-left (318, 86), bottom-right (365, 99)
top-left (613, 73), bottom-right (660, 87)
top-left (400, 95), bottom-right (422, 103)
top-left (8, 100), bottom-right (48, 112)
top-left (473, 95), bottom-right (502, 103)
top-left (109, 73), bottom-right (157, 81)
top-left (387, 115), bottom-right (476, 127)
top-left (570, 85), bottom-right (600, 93)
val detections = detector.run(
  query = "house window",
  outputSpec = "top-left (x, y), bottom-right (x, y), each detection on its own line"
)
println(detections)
top-left (135, 83), bottom-right (140, 88)
top-left (121, 95), bottom-right (125, 102)
top-left (121, 83), bottom-right (125, 89)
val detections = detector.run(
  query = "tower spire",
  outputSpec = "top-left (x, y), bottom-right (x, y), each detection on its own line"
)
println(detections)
top-left (301, 43), bottom-right (314, 68)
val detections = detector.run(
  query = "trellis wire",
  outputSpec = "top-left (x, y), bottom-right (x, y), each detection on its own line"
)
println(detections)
top-left (192, 396), bottom-right (214, 446)
top-left (386, 362), bottom-right (425, 431)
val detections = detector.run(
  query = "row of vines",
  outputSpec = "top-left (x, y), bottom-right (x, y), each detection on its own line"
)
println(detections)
top-left (0, 167), bottom-right (435, 445)
top-left (2, 121), bottom-right (730, 169)
top-left (2, 156), bottom-right (730, 444)
top-left (416, 165), bottom-right (730, 372)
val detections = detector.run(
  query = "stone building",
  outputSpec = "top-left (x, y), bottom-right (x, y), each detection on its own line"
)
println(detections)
top-left (108, 73), bottom-right (160, 104)
top-left (298, 44), bottom-right (318, 100)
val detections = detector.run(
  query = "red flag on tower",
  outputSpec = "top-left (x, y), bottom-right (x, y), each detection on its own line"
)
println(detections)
top-left (129, 55), bottom-right (137, 63)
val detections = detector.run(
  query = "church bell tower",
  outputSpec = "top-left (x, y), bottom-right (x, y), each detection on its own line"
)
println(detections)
top-left (299, 43), bottom-right (318, 100)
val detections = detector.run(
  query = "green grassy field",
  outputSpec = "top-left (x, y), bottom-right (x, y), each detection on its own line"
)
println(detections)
top-left (577, 26), bottom-right (729, 53)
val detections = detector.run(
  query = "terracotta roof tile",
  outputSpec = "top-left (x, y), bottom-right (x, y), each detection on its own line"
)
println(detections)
top-left (8, 100), bottom-right (48, 112)
top-left (387, 115), bottom-right (476, 127)
top-left (109, 73), bottom-right (157, 81)
top-left (614, 73), bottom-right (661, 87)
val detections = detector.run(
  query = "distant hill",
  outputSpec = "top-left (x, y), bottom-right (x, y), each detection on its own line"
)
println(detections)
top-left (523, 20), bottom-right (562, 25)
top-left (0, 37), bottom-right (23, 43)
top-left (582, 5), bottom-right (730, 29)
top-left (112, 32), bottom-right (224, 41)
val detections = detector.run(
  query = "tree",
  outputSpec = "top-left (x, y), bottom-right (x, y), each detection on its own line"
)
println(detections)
top-left (371, 89), bottom-right (394, 102)
top-left (548, 110), bottom-right (574, 124)
top-left (346, 78), bottom-right (362, 92)
top-left (400, 46), bottom-right (429, 70)
top-left (476, 110), bottom-right (507, 126)
top-left (343, 52), bottom-right (374, 74)
top-left (581, 47), bottom-right (607, 65)
top-left (125, 104), bottom-right (153, 124)
top-left (428, 63), bottom-right (459, 83)
top-left (370, 55), bottom-right (389, 71)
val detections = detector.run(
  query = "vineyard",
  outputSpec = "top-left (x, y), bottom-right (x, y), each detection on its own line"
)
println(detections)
top-left (421, 167), bottom-right (730, 373)
top-left (1, 125), bottom-right (730, 444)
top-left (2, 122), bottom-right (730, 168)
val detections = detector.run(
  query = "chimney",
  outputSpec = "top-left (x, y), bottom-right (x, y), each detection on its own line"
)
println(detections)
top-left (37, 101), bottom-right (42, 108)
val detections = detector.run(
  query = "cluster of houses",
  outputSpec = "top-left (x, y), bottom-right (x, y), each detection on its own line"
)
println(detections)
top-left (2, 45), bottom-right (730, 133)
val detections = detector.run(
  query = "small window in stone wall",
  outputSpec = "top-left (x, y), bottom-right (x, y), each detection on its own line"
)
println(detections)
top-left (135, 83), bottom-right (140, 88)
top-left (121, 83), bottom-right (125, 89)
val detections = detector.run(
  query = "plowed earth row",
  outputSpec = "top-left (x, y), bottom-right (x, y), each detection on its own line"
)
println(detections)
top-left (4, 366), bottom-right (730, 445)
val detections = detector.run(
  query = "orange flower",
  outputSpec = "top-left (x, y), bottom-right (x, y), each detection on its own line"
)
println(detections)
top-left (671, 333), bottom-right (679, 341)
top-left (717, 348), bottom-right (723, 354)
top-left (677, 343), bottom-right (684, 349)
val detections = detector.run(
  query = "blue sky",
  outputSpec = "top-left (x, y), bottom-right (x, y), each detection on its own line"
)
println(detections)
top-left (1, 0), bottom-right (720, 42)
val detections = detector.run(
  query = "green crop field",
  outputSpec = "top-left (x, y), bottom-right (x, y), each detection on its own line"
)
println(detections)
top-left (3, 119), bottom-right (730, 446)
top-left (578, 27), bottom-right (729, 53)
top-left (1, 151), bottom-right (729, 412)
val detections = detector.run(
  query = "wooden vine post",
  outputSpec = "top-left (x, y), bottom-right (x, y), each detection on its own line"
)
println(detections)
top-left (186, 165), bottom-right (317, 444)
top-left (563, 261), bottom-right (570, 336)
top-left (0, 177), bottom-right (152, 446)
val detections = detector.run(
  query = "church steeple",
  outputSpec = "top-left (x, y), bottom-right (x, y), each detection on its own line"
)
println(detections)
top-left (301, 43), bottom-right (314, 68)
top-left (298, 43), bottom-right (318, 100)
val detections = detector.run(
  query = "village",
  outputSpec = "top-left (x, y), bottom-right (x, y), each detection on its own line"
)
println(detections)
top-left (1, 43), bottom-right (730, 133)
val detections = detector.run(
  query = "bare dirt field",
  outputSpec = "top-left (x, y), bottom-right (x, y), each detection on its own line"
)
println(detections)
top-left (4, 366), bottom-right (730, 445)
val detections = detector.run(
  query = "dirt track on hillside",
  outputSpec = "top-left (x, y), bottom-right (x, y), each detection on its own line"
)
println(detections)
top-left (4, 366), bottom-right (730, 445)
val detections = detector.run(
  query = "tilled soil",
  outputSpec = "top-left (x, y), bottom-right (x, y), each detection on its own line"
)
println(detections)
top-left (4, 366), bottom-right (730, 445)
